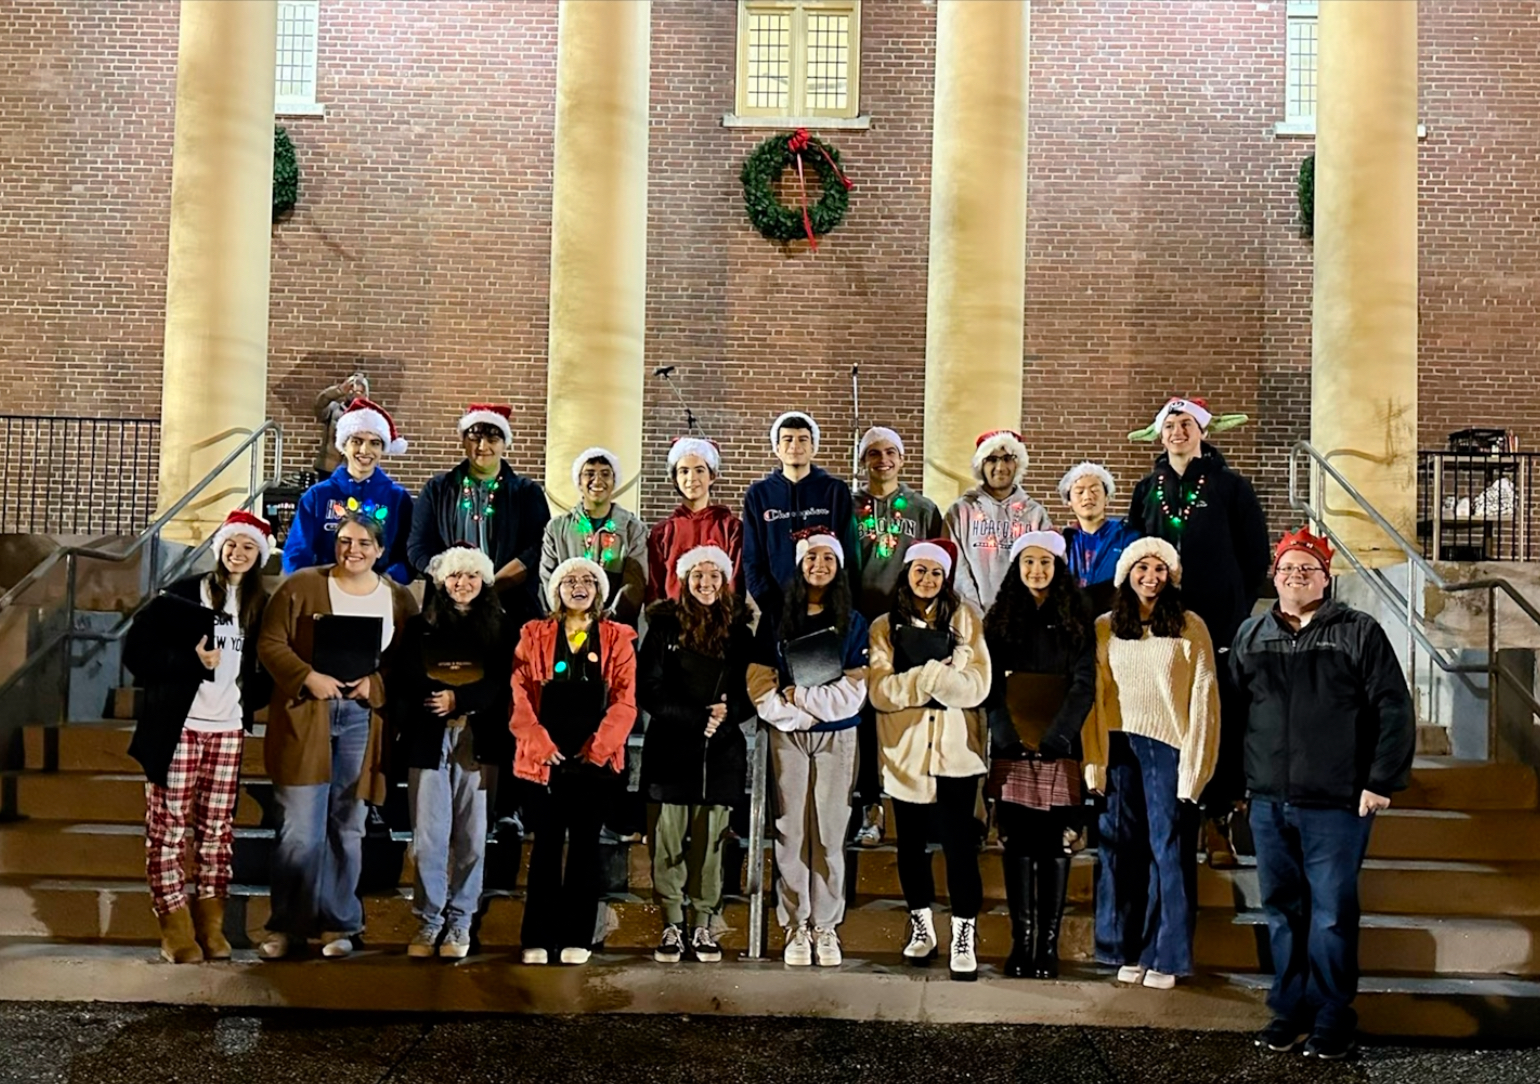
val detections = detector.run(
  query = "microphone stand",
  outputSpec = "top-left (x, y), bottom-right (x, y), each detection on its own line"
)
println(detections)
top-left (850, 363), bottom-right (862, 480)
top-left (654, 366), bottom-right (707, 438)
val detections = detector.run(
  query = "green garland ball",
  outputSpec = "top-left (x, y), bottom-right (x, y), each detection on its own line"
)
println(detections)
top-left (739, 131), bottom-right (850, 243)
top-left (273, 126), bottom-right (299, 221)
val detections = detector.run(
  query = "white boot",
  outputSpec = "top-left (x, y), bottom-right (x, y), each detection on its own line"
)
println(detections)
top-left (902, 907), bottom-right (938, 965)
top-left (949, 916), bottom-right (978, 981)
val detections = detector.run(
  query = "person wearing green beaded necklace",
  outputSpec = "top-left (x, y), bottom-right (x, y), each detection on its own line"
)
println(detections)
top-left (539, 447), bottom-right (649, 628)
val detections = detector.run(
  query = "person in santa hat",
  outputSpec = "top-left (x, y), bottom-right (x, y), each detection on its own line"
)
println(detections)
top-left (741, 411), bottom-right (859, 627)
top-left (538, 447), bottom-right (649, 628)
top-left (943, 429), bottom-right (1053, 613)
top-left (646, 436), bottom-right (743, 604)
top-left (124, 510), bottom-right (275, 965)
top-left (282, 396), bottom-right (415, 585)
top-left (1125, 397), bottom-right (1269, 869)
top-left (407, 403), bottom-right (551, 624)
top-left (1058, 461), bottom-right (1141, 616)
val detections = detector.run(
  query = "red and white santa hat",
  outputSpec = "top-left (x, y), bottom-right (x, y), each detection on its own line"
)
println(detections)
top-left (571, 447), bottom-right (623, 491)
top-left (1008, 530), bottom-right (1067, 564)
top-left (457, 403), bottom-right (512, 444)
top-left (794, 529), bottom-right (845, 568)
top-left (675, 544), bottom-right (735, 582)
top-left (211, 509), bottom-right (274, 565)
top-left (667, 436), bottom-right (721, 475)
top-left (335, 397), bottom-right (408, 456)
top-left (770, 411), bottom-right (821, 452)
top-left (1057, 461), bottom-right (1117, 503)
top-left (857, 426), bottom-right (904, 460)
top-left (903, 538), bottom-right (956, 578)
top-left (971, 429), bottom-right (1028, 484)
top-left (1152, 397), bottom-right (1213, 433)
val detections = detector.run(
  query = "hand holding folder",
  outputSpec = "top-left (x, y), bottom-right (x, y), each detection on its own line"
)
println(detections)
top-left (311, 614), bottom-right (383, 686)
top-left (783, 627), bottom-right (845, 688)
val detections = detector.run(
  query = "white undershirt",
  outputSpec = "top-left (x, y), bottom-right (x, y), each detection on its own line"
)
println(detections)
top-left (185, 580), bottom-right (244, 732)
top-left (326, 575), bottom-right (395, 653)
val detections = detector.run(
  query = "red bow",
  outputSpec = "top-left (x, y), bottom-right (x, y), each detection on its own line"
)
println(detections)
top-left (785, 129), bottom-right (853, 251)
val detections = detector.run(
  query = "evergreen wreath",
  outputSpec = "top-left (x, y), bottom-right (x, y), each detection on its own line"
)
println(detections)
top-left (1297, 153), bottom-right (1314, 239)
top-left (739, 129), bottom-right (852, 246)
top-left (273, 126), bottom-right (299, 221)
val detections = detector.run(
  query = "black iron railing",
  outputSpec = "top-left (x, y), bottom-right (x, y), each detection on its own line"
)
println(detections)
top-left (0, 415), bottom-right (161, 535)
top-left (1417, 451), bottom-right (1539, 562)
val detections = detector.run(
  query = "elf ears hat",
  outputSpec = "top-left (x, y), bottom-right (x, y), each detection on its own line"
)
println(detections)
top-left (1127, 397), bottom-right (1249, 442)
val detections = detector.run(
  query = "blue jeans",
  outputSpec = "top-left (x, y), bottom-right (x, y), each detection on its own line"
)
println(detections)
top-left (1250, 798), bottom-right (1376, 1036)
top-left (267, 699), bottom-right (371, 937)
top-left (1095, 732), bottom-right (1194, 975)
top-left (408, 724), bottom-right (493, 931)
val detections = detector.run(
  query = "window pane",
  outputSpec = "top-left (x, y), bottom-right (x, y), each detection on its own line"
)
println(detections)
top-left (746, 12), bottom-right (791, 112)
top-left (276, 1), bottom-right (318, 103)
top-left (804, 12), bottom-right (849, 112)
top-left (1286, 16), bottom-right (1317, 121)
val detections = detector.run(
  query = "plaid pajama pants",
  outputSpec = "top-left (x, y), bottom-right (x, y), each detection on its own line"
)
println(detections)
top-left (144, 726), bottom-right (245, 915)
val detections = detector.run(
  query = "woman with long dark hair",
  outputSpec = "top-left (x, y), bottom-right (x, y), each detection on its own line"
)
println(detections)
top-left (747, 529), bottom-right (869, 968)
top-left (638, 545), bottom-right (754, 964)
top-left (868, 539), bottom-right (990, 979)
top-left (393, 544), bottom-right (511, 960)
top-left (982, 531), bottom-right (1096, 980)
top-left (1082, 537), bottom-right (1220, 990)
top-left (126, 511), bottom-right (274, 964)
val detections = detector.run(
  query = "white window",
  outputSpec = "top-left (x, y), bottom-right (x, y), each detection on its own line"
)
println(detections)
top-left (730, 1), bottom-right (865, 126)
top-left (1285, 1), bottom-right (1318, 127)
top-left (275, 0), bottom-right (323, 116)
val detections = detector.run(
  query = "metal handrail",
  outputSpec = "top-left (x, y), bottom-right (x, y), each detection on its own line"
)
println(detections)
top-left (1289, 440), bottom-right (1540, 737)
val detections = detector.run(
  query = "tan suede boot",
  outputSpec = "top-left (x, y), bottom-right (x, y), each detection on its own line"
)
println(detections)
top-left (190, 897), bottom-right (231, 960)
top-left (157, 905), bottom-right (205, 964)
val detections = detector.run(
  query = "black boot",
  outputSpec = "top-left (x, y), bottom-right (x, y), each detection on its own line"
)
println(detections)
top-left (1002, 850), bottom-right (1036, 978)
top-left (1031, 855), bottom-right (1071, 980)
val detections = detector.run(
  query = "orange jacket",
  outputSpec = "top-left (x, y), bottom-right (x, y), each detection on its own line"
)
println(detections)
top-left (509, 617), bottom-right (638, 784)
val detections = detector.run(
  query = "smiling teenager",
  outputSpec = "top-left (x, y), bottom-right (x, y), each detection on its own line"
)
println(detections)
top-left (647, 437), bottom-right (744, 603)
top-left (539, 448), bottom-right (649, 628)
top-left (944, 429), bottom-right (1053, 614)
top-left (1058, 462), bottom-right (1141, 617)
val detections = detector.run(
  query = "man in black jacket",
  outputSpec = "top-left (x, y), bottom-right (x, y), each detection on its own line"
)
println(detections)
top-left (1231, 528), bottom-right (1414, 1061)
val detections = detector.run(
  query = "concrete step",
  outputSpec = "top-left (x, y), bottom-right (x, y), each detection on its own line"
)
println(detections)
top-left (23, 722), bottom-right (266, 776)
top-left (1365, 807), bottom-right (1540, 861)
top-left (12, 772), bottom-right (271, 825)
top-left (1398, 756), bottom-right (1538, 810)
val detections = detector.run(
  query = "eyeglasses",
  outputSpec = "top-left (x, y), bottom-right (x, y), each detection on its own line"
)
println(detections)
top-left (561, 575), bottom-right (599, 589)
top-left (983, 454), bottom-right (1018, 466)
top-left (1276, 564), bottom-right (1325, 577)
top-left (464, 426), bottom-right (504, 443)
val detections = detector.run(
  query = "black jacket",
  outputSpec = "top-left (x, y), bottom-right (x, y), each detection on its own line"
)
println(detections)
top-left (982, 598), bottom-right (1096, 762)
top-left (124, 574), bottom-right (271, 787)
top-left (407, 461), bottom-right (551, 624)
top-left (1231, 599), bottom-right (1415, 808)
top-left (636, 599), bottom-right (754, 806)
top-left (1128, 443), bottom-right (1270, 652)
top-left (391, 611), bottom-right (514, 770)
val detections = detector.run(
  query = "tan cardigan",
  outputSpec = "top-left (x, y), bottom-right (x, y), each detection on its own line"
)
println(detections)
top-left (257, 566), bottom-right (419, 803)
top-left (1082, 611), bottom-right (1221, 802)
top-left (868, 603), bottom-right (991, 804)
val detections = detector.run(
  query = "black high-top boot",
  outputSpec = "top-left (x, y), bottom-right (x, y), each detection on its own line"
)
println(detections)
top-left (1003, 850), bottom-right (1036, 978)
top-left (1031, 855), bottom-right (1071, 980)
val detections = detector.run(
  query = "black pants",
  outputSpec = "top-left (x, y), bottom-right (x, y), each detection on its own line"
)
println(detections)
top-left (520, 764), bottom-right (615, 951)
top-left (854, 704), bottom-right (881, 805)
top-left (995, 800), bottom-right (1077, 860)
top-left (890, 775), bottom-right (984, 920)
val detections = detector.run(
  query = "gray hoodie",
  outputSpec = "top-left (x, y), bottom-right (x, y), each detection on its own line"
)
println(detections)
top-left (943, 485), bottom-right (1053, 612)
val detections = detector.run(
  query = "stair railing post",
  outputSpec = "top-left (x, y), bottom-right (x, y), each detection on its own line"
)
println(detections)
top-left (744, 719), bottom-right (770, 960)
top-left (59, 551), bottom-right (77, 727)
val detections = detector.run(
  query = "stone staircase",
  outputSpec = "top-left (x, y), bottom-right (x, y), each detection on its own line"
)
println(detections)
top-left (4, 719), bottom-right (1540, 1038)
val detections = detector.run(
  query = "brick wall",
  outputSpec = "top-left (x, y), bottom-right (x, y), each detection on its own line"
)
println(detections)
top-left (1, 0), bottom-right (1536, 535)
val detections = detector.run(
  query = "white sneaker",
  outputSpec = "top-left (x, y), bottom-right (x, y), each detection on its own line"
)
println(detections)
top-left (783, 925), bottom-right (813, 967)
top-left (1142, 969), bottom-right (1177, 990)
top-left (439, 927), bottom-right (470, 960)
top-left (521, 947), bottom-right (549, 965)
top-left (814, 927), bottom-right (843, 967)
top-left (1116, 965), bottom-right (1147, 984)
top-left (407, 924), bottom-right (440, 959)
top-left (560, 946), bottom-right (592, 965)
top-left (949, 916), bottom-right (978, 980)
top-left (902, 907), bottom-right (938, 964)
top-left (257, 933), bottom-right (293, 960)
top-left (856, 804), bottom-right (884, 847)
top-left (320, 935), bottom-right (354, 959)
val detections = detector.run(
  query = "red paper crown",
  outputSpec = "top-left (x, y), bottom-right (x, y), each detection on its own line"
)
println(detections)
top-left (1275, 527), bottom-right (1335, 572)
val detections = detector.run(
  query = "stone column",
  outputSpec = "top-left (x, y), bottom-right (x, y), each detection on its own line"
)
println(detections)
top-left (921, 0), bottom-right (1030, 506)
top-left (545, 0), bottom-right (650, 509)
top-left (157, 0), bottom-right (277, 542)
top-left (1312, 0), bottom-right (1418, 561)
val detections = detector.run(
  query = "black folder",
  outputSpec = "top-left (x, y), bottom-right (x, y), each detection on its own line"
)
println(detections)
top-left (540, 677), bottom-right (608, 758)
top-left (423, 644), bottom-right (484, 688)
top-left (312, 614), bottom-right (383, 684)
top-left (675, 647), bottom-right (727, 707)
top-left (153, 593), bottom-right (218, 680)
top-left (783, 627), bottom-right (845, 688)
top-left (1004, 672), bottom-right (1069, 752)
top-left (891, 625), bottom-right (953, 672)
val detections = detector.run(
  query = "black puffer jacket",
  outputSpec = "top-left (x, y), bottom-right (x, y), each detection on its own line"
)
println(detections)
top-left (391, 611), bottom-right (514, 770)
top-left (637, 599), bottom-right (754, 806)
top-left (982, 597), bottom-right (1096, 762)
top-left (1231, 600), bottom-right (1415, 808)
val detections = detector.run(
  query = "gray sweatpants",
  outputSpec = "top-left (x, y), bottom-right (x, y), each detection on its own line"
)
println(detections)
top-left (770, 727), bottom-right (858, 931)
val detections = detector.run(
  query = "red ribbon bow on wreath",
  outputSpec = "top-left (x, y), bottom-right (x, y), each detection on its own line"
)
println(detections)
top-left (786, 128), bottom-right (854, 250)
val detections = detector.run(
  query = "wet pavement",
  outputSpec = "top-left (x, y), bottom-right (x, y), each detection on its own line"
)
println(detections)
top-left (1, 1003), bottom-right (1537, 1083)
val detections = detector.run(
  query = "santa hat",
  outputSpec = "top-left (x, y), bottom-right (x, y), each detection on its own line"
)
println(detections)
top-left (211, 509), bottom-right (274, 565)
top-left (971, 429), bottom-right (1028, 485)
top-left (675, 544), bottom-right (735, 583)
top-left (667, 436), bottom-right (721, 475)
top-left (546, 555), bottom-right (610, 612)
top-left (794, 529), bottom-right (845, 568)
top-left (857, 426), bottom-right (904, 460)
top-left (1128, 397), bottom-right (1249, 443)
top-left (334, 397), bottom-right (408, 456)
top-left (571, 447), bottom-right (623, 491)
top-left (1008, 530), bottom-right (1066, 564)
top-left (426, 543), bottom-right (496, 586)
top-left (1057, 461), bottom-right (1117, 503)
top-left (770, 411), bottom-right (821, 452)
top-left (1274, 527), bottom-right (1335, 573)
top-left (903, 539), bottom-right (956, 579)
top-left (1113, 537), bottom-right (1183, 588)
top-left (457, 403), bottom-right (512, 444)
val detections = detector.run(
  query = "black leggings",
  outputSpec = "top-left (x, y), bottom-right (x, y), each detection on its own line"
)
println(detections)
top-left (520, 764), bottom-right (616, 951)
top-left (890, 774), bottom-right (984, 920)
top-left (996, 800), bottom-right (1078, 861)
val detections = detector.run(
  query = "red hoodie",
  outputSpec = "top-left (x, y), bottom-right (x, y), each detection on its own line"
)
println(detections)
top-left (646, 503), bottom-right (744, 602)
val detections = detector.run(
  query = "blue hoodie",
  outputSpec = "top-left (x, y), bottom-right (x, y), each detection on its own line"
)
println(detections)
top-left (741, 465), bottom-right (859, 616)
top-left (281, 465), bottom-right (415, 584)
